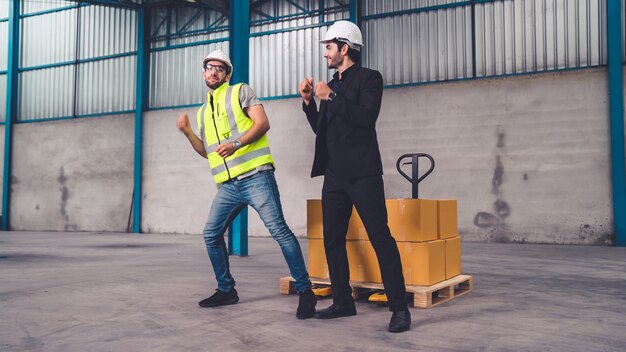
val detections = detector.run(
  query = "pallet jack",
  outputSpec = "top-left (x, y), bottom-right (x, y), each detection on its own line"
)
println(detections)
top-left (366, 153), bottom-right (435, 304)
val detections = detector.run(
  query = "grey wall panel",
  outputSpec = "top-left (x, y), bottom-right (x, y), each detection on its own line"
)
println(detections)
top-left (364, 6), bottom-right (472, 85)
top-left (0, 22), bottom-right (7, 70)
top-left (21, 9), bottom-right (77, 67)
top-left (79, 6), bottom-right (136, 59)
top-left (0, 0), bottom-right (8, 18)
top-left (245, 0), bottom-right (349, 98)
top-left (149, 43), bottom-right (227, 108)
top-left (363, 0), bottom-right (456, 15)
top-left (250, 26), bottom-right (333, 98)
top-left (475, 0), bottom-right (603, 77)
top-left (362, 0), bottom-right (605, 84)
top-left (0, 74), bottom-right (6, 121)
top-left (19, 65), bottom-right (75, 120)
top-left (76, 56), bottom-right (136, 115)
top-left (20, 0), bottom-right (74, 15)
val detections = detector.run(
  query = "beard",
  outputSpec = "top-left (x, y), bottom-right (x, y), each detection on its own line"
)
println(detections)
top-left (326, 54), bottom-right (342, 69)
top-left (205, 77), bottom-right (226, 90)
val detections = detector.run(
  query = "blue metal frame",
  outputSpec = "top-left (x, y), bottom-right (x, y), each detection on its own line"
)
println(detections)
top-left (349, 0), bottom-right (359, 24)
top-left (607, 0), bottom-right (626, 246)
top-left (251, 22), bottom-right (335, 37)
top-left (19, 52), bottom-right (137, 72)
top-left (19, 3), bottom-right (83, 18)
top-left (360, 0), bottom-right (502, 21)
top-left (150, 37), bottom-right (228, 52)
top-left (227, 0), bottom-right (250, 256)
top-left (2, 0), bottom-right (19, 230)
top-left (132, 7), bottom-right (149, 233)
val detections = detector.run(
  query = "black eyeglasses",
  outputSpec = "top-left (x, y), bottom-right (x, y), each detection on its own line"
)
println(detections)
top-left (204, 64), bottom-right (227, 73)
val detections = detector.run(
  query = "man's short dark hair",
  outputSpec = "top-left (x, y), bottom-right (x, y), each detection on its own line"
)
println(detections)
top-left (333, 39), bottom-right (360, 63)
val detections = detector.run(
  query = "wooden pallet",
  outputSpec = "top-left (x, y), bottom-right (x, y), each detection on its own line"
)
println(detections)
top-left (280, 274), bottom-right (473, 309)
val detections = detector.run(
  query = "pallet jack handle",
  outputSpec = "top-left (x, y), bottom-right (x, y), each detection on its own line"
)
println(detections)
top-left (396, 153), bottom-right (435, 199)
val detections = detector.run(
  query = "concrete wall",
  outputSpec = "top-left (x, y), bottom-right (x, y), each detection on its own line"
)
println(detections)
top-left (10, 115), bottom-right (134, 231)
top-left (141, 108), bottom-right (323, 237)
top-left (2, 68), bottom-right (617, 244)
top-left (376, 69), bottom-right (613, 245)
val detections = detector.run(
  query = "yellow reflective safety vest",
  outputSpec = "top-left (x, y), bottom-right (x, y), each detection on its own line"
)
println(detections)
top-left (196, 82), bottom-right (274, 184)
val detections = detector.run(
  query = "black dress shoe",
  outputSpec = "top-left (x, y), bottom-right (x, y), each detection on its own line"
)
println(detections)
top-left (388, 310), bottom-right (411, 333)
top-left (296, 289), bottom-right (317, 319)
top-left (315, 303), bottom-right (357, 319)
top-left (198, 288), bottom-right (239, 308)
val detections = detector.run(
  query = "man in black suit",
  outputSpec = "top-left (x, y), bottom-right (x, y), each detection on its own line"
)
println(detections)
top-left (298, 20), bottom-right (411, 333)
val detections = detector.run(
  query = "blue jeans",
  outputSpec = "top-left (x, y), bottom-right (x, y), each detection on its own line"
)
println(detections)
top-left (203, 170), bottom-right (312, 294)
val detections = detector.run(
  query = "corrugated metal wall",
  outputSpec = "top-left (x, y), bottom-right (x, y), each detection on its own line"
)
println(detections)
top-left (76, 56), bottom-right (136, 115)
top-left (2, 0), bottom-right (623, 119)
top-left (19, 65), bottom-right (75, 119)
top-left (18, 4), bottom-right (136, 120)
top-left (249, 0), bottom-right (349, 98)
top-left (20, 0), bottom-right (74, 15)
top-left (1, 1), bottom-right (9, 122)
top-left (0, 21), bottom-right (9, 70)
top-left (20, 9), bottom-right (77, 67)
top-left (150, 6), bottom-right (227, 49)
top-left (148, 6), bottom-right (228, 109)
top-left (0, 1), bottom-right (8, 18)
top-left (79, 5), bottom-right (136, 59)
top-left (150, 44), bottom-right (226, 108)
top-left (362, 0), bottom-right (607, 86)
top-left (474, 0), bottom-right (604, 75)
top-left (364, 5), bottom-right (472, 84)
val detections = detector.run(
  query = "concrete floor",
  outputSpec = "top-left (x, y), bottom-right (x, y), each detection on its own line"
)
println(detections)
top-left (1, 232), bottom-right (625, 352)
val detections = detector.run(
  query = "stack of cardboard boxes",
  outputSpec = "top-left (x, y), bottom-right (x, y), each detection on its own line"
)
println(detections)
top-left (307, 199), bottom-right (461, 287)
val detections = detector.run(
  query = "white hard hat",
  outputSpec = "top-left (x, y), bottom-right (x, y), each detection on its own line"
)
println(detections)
top-left (202, 49), bottom-right (233, 74)
top-left (320, 20), bottom-right (363, 51)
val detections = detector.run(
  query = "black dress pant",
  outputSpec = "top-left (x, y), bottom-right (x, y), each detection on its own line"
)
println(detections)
top-left (321, 171), bottom-right (408, 312)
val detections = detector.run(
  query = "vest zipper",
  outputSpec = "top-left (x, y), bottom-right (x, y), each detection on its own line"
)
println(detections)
top-left (210, 94), bottom-right (231, 180)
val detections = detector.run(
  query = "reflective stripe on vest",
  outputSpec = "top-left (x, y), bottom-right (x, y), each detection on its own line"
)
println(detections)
top-left (210, 147), bottom-right (272, 176)
top-left (197, 83), bottom-right (275, 183)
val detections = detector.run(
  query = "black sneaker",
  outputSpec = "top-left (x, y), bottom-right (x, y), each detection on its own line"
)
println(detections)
top-left (198, 288), bottom-right (239, 308)
top-left (296, 289), bottom-right (317, 319)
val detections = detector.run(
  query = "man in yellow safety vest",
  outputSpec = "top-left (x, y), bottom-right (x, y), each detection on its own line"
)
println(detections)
top-left (177, 50), bottom-right (316, 319)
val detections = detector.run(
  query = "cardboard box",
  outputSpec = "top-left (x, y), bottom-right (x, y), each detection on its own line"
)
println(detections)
top-left (308, 198), bottom-right (439, 242)
top-left (308, 238), bottom-right (328, 278)
top-left (347, 240), bottom-right (382, 283)
top-left (307, 199), bottom-right (323, 239)
top-left (445, 236), bottom-right (462, 279)
top-left (308, 201), bottom-right (363, 240)
top-left (398, 240), bottom-right (446, 286)
top-left (387, 199), bottom-right (438, 242)
top-left (438, 200), bottom-right (458, 239)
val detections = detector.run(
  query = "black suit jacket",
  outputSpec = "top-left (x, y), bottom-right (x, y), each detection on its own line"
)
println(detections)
top-left (303, 64), bottom-right (384, 179)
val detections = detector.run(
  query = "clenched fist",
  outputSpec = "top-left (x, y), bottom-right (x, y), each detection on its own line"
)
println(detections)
top-left (177, 113), bottom-right (192, 135)
top-left (298, 77), bottom-right (314, 104)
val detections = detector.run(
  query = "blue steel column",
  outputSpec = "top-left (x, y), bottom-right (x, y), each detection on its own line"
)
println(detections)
top-left (227, 0), bottom-right (250, 256)
top-left (607, 0), bottom-right (626, 246)
top-left (2, 0), bottom-right (19, 231)
top-left (132, 7), bottom-right (149, 233)
top-left (349, 0), bottom-right (361, 25)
